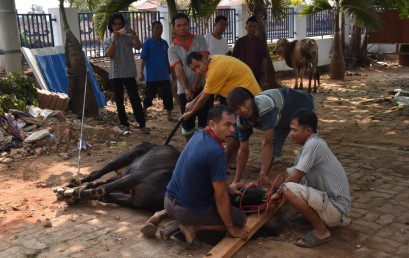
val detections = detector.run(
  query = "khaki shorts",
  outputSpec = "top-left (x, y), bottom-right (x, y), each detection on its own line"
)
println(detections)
top-left (283, 182), bottom-right (344, 227)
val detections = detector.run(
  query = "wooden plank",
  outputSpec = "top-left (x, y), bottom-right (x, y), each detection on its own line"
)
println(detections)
top-left (205, 199), bottom-right (285, 258)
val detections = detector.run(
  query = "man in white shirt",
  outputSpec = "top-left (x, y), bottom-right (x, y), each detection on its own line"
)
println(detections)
top-left (204, 15), bottom-right (231, 56)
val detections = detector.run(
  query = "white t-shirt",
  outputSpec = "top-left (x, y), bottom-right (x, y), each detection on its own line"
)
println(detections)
top-left (204, 33), bottom-right (229, 57)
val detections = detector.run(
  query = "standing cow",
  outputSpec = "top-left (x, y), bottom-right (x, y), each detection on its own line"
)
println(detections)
top-left (273, 38), bottom-right (320, 93)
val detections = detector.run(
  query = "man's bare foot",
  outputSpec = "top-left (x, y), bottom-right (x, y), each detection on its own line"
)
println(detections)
top-left (179, 224), bottom-right (197, 244)
top-left (146, 210), bottom-right (167, 225)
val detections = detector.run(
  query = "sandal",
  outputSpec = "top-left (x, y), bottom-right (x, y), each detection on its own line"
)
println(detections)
top-left (294, 231), bottom-right (333, 248)
top-left (170, 231), bottom-right (201, 250)
top-left (140, 223), bottom-right (157, 238)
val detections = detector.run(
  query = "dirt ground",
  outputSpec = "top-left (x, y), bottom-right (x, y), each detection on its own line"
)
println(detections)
top-left (1, 58), bottom-right (408, 258)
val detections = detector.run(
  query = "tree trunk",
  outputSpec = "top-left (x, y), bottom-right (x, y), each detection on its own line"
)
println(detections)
top-left (0, 0), bottom-right (23, 73)
top-left (347, 23), bottom-right (362, 68)
top-left (65, 30), bottom-right (99, 117)
top-left (59, 1), bottom-right (99, 117)
top-left (331, 31), bottom-right (346, 79)
top-left (330, 5), bottom-right (345, 80)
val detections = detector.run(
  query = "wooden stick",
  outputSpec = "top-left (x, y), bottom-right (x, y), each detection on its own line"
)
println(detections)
top-left (205, 198), bottom-right (285, 258)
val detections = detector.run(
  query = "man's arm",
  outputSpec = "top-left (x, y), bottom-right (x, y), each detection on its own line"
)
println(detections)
top-left (271, 169), bottom-right (304, 202)
top-left (173, 63), bottom-right (194, 100)
top-left (213, 181), bottom-right (247, 239)
top-left (232, 140), bottom-right (250, 184)
top-left (139, 59), bottom-right (145, 81)
top-left (259, 128), bottom-right (274, 186)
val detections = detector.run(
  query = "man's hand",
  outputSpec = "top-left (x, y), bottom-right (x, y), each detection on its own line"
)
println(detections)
top-left (258, 174), bottom-right (270, 187)
top-left (139, 74), bottom-right (145, 82)
top-left (185, 90), bottom-right (194, 101)
top-left (180, 111), bottom-right (192, 121)
top-left (270, 192), bottom-right (282, 203)
top-left (185, 101), bottom-right (193, 112)
top-left (226, 226), bottom-right (248, 240)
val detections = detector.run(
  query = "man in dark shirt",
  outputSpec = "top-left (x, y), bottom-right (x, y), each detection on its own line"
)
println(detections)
top-left (233, 16), bottom-right (268, 86)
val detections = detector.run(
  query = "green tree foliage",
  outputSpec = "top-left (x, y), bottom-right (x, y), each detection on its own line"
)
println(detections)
top-left (374, 0), bottom-right (409, 18)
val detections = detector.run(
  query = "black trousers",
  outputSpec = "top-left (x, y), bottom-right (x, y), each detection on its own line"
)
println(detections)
top-left (111, 77), bottom-right (146, 128)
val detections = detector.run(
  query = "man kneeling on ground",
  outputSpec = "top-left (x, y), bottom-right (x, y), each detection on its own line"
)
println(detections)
top-left (159, 105), bottom-right (248, 249)
top-left (271, 109), bottom-right (351, 248)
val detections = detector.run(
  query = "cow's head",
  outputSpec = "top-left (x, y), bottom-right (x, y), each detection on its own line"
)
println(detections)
top-left (273, 38), bottom-right (289, 58)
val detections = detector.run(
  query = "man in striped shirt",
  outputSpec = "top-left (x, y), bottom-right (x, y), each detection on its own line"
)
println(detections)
top-left (271, 109), bottom-right (351, 248)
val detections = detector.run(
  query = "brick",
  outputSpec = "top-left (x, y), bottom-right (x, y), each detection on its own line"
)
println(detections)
top-left (392, 185), bottom-right (407, 192)
top-left (366, 191), bottom-right (394, 199)
top-left (349, 223), bottom-right (376, 235)
top-left (353, 219), bottom-right (383, 230)
top-left (375, 227), bottom-right (395, 238)
top-left (351, 207), bottom-right (368, 215)
top-left (397, 245), bottom-right (409, 256)
top-left (364, 212), bottom-right (380, 221)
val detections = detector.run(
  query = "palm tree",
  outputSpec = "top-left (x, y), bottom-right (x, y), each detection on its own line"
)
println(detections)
top-left (59, 0), bottom-right (99, 117)
top-left (301, 0), bottom-right (380, 80)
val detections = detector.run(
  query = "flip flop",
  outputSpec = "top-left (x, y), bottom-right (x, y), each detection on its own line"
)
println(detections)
top-left (140, 223), bottom-right (157, 238)
top-left (170, 231), bottom-right (201, 250)
top-left (294, 231), bottom-right (333, 248)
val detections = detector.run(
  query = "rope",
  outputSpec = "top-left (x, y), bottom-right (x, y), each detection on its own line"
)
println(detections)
top-left (238, 172), bottom-right (286, 216)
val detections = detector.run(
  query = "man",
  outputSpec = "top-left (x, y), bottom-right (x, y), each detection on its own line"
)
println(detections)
top-left (168, 13), bottom-right (212, 142)
top-left (103, 13), bottom-right (149, 134)
top-left (140, 21), bottom-right (178, 122)
top-left (232, 16), bottom-right (268, 86)
top-left (142, 105), bottom-right (248, 249)
top-left (204, 15), bottom-right (231, 56)
top-left (226, 87), bottom-right (315, 187)
top-left (271, 109), bottom-right (351, 248)
top-left (181, 51), bottom-right (262, 170)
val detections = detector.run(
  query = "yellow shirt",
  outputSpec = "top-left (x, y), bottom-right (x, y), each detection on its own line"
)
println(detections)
top-left (203, 55), bottom-right (262, 97)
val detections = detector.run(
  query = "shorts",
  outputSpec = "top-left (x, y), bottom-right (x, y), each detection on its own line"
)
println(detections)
top-left (164, 195), bottom-right (246, 227)
top-left (283, 182), bottom-right (344, 227)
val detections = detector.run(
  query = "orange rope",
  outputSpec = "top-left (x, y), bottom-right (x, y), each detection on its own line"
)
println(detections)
top-left (239, 172), bottom-right (285, 215)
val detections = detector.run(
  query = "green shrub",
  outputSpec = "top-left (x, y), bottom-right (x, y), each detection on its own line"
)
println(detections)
top-left (0, 73), bottom-right (39, 116)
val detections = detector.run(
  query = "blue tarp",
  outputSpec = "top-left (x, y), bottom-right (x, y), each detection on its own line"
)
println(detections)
top-left (35, 52), bottom-right (106, 107)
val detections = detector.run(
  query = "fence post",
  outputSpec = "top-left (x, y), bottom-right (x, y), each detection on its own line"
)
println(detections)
top-left (49, 7), bottom-right (80, 47)
top-left (293, 5), bottom-right (306, 40)
top-left (0, 0), bottom-right (23, 73)
top-left (233, 4), bottom-right (250, 39)
top-left (157, 6), bottom-right (171, 44)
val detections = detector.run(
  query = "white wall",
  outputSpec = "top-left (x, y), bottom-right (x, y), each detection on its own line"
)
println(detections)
top-left (49, 7), bottom-right (80, 47)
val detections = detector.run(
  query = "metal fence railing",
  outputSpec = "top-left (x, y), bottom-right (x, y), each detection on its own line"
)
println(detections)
top-left (265, 7), bottom-right (295, 42)
top-left (78, 11), bottom-right (161, 57)
top-left (17, 13), bottom-right (55, 48)
top-left (306, 9), bottom-right (335, 37)
top-left (180, 9), bottom-right (237, 44)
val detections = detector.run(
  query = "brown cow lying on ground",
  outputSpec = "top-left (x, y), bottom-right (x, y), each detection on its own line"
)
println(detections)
top-left (273, 38), bottom-right (320, 93)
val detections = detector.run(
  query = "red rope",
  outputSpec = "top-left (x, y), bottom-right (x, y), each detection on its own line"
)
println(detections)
top-left (239, 172), bottom-right (286, 216)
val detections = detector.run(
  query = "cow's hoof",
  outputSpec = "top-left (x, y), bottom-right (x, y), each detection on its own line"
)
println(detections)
top-left (140, 223), bottom-right (157, 238)
top-left (65, 196), bottom-right (80, 205)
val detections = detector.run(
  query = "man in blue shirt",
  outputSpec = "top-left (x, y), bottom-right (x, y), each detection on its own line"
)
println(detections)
top-left (165, 105), bottom-right (247, 249)
top-left (140, 21), bottom-right (177, 122)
